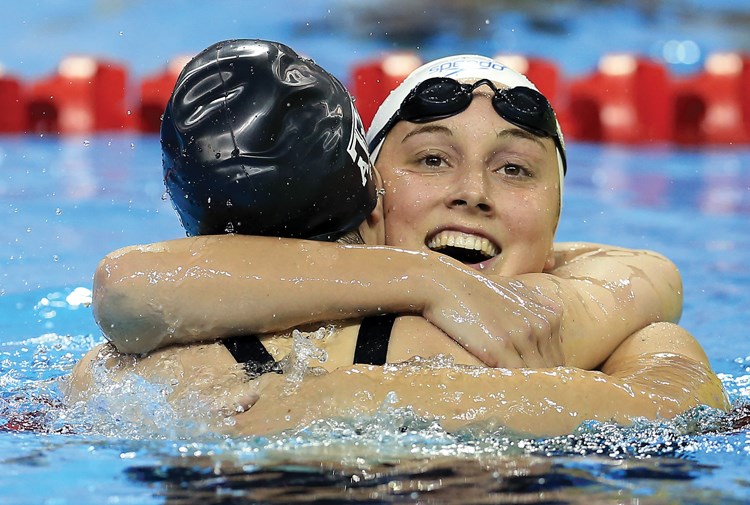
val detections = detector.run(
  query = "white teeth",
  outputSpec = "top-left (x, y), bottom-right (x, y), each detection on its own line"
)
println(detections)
top-left (427, 231), bottom-right (499, 258)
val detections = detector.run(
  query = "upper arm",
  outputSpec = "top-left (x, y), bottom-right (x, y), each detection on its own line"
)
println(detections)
top-left (93, 235), bottom-right (437, 354)
top-left (92, 241), bottom-right (186, 353)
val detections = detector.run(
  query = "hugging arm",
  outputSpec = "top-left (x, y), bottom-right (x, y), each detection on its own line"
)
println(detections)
top-left (94, 235), bottom-right (682, 370)
top-left (227, 322), bottom-right (729, 437)
top-left (94, 235), bottom-right (441, 354)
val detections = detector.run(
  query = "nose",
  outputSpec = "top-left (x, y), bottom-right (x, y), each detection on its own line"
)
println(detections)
top-left (445, 165), bottom-right (494, 214)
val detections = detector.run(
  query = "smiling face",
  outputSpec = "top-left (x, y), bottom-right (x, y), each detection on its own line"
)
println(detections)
top-left (375, 89), bottom-right (561, 276)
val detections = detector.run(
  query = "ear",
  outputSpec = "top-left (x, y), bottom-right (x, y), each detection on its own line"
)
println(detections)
top-left (358, 168), bottom-right (386, 245)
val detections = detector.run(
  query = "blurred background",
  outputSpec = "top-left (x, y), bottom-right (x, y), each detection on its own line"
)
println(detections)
top-left (1, 0), bottom-right (750, 146)
top-left (2, 0), bottom-right (750, 79)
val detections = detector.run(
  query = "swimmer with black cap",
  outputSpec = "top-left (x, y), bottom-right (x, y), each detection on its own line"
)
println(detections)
top-left (68, 42), bottom-right (727, 437)
top-left (101, 40), bottom-right (562, 368)
top-left (157, 38), bottom-right (427, 372)
top-left (66, 40), bottom-right (488, 416)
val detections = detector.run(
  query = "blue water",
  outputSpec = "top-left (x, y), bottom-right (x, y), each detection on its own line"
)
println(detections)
top-left (1, 136), bottom-right (749, 504)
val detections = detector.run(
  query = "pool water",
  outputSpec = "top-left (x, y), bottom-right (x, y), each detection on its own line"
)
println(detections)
top-left (1, 135), bottom-right (749, 504)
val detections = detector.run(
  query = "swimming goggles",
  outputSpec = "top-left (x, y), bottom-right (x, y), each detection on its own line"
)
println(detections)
top-left (368, 77), bottom-right (567, 174)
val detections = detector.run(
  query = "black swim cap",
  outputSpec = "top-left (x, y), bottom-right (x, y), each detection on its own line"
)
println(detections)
top-left (162, 39), bottom-right (377, 240)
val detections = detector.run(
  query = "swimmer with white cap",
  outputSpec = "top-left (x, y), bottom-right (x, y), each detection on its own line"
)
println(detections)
top-left (67, 47), bottom-right (727, 436)
top-left (363, 54), bottom-right (567, 278)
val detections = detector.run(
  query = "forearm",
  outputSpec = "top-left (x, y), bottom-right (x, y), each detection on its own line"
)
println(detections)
top-left (229, 353), bottom-right (727, 437)
top-left (231, 322), bottom-right (728, 437)
top-left (94, 235), bottom-right (438, 353)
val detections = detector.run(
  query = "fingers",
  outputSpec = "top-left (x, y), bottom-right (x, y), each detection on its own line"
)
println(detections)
top-left (477, 310), bottom-right (564, 369)
top-left (510, 297), bottom-right (564, 368)
top-left (508, 335), bottom-right (549, 368)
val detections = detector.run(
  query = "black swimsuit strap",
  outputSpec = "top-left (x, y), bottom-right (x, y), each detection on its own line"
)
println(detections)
top-left (223, 335), bottom-right (281, 377)
top-left (353, 314), bottom-right (397, 365)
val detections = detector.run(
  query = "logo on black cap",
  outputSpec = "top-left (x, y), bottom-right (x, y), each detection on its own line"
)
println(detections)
top-left (346, 102), bottom-right (373, 187)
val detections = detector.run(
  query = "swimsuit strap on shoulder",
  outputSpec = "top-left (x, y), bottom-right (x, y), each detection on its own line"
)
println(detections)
top-left (223, 335), bottom-right (282, 377)
top-left (353, 314), bottom-right (397, 366)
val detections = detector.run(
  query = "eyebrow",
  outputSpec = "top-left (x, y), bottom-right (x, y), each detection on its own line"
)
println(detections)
top-left (400, 124), bottom-right (551, 157)
top-left (401, 124), bottom-right (453, 144)
top-left (498, 128), bottom-right (549, 152)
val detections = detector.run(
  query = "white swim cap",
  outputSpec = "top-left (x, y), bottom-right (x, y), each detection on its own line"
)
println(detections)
top-left (366, 54), bottom-right (566, 200)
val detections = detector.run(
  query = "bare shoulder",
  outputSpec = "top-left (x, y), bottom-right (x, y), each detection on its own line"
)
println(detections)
top-left (602, 322), bottom-right (710, 372)
top-left (64, 340), bottom-right (241, 403)
top-left (600, 322), bottom-right (729, 412)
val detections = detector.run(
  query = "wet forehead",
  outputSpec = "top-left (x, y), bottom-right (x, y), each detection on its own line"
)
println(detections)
top-left (391, 105), bottom-right (555, 166)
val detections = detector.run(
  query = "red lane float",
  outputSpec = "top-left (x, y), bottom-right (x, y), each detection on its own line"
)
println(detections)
top-left (0, 51), bottom-right (749, 146)
top-left (25, 56), bottom-right (131, 134)
top-left (0, 70), bottom-right (26, 133)
top-left (671, 52), bottom-right (750, 145)
top-left (567, 54), bottom-right (673, 144)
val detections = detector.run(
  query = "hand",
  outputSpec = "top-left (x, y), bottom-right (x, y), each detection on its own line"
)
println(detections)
top-left (421, 255), bottom-right (565, 368)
